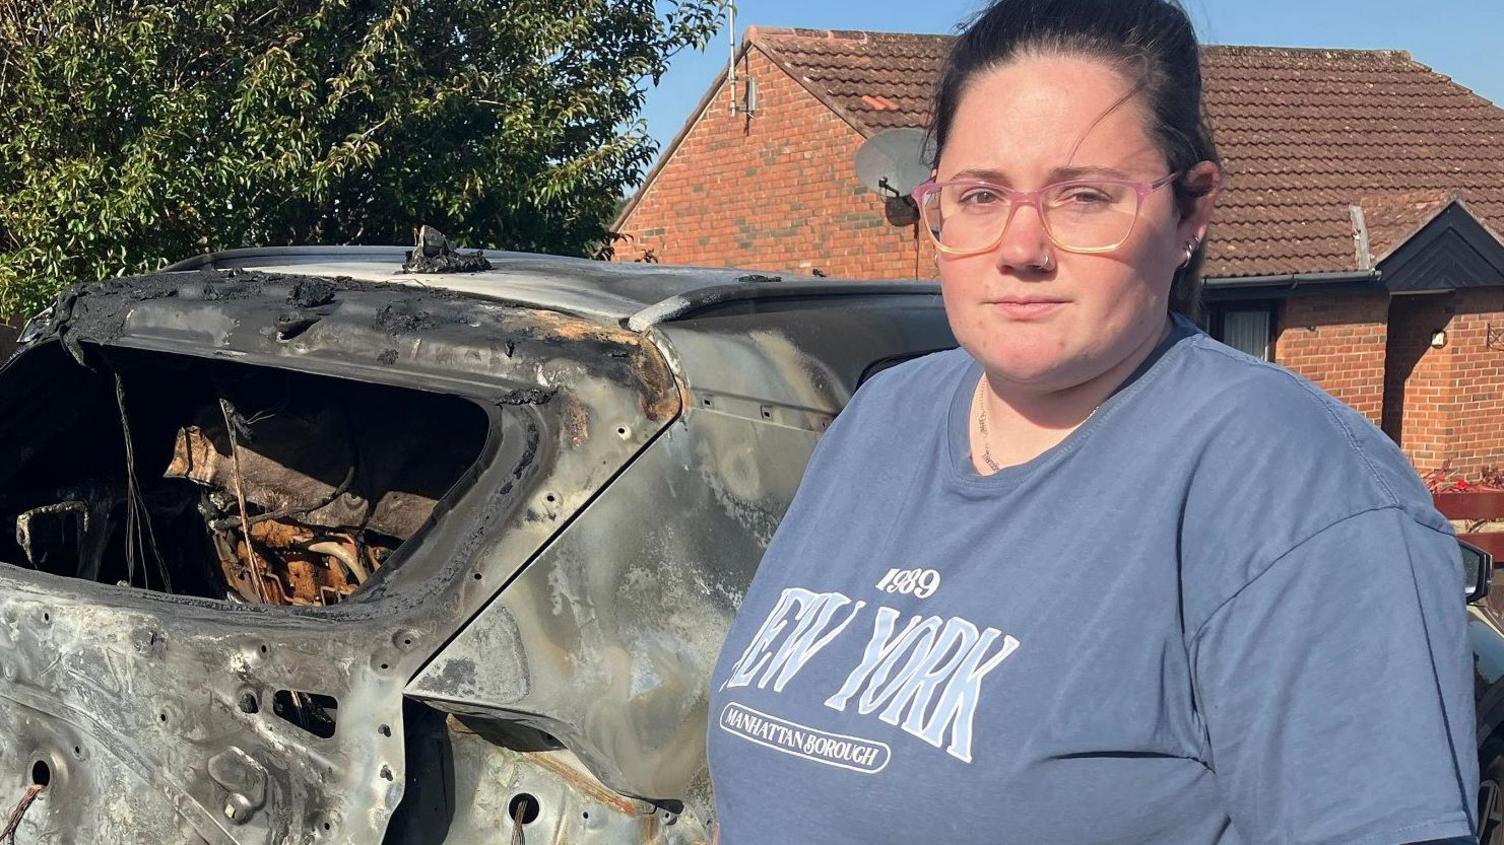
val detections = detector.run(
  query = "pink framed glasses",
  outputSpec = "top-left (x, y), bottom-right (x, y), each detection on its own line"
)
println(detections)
top-left (910, 172), bottom-right (1180, 255)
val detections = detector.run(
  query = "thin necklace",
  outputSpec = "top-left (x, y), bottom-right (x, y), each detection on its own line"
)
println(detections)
top-left (973, 376), bottom-right (1099, 474)
top-left (974, 377), bottom-right (1003, 473)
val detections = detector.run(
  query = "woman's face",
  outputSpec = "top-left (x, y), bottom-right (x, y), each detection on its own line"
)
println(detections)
top-left (934, 54), bottom-right (1217, 392)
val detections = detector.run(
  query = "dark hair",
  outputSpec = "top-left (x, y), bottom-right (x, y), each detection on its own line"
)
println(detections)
top-left (929, 0), bottom-right (1220, 319)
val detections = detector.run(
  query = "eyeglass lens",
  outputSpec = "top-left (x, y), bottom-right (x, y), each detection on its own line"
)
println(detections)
top-left (920, 182), bottom-right (1141, 252)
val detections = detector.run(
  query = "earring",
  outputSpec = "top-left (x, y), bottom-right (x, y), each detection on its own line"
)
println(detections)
top-left (1179, 238), bottom-right (1200, 269)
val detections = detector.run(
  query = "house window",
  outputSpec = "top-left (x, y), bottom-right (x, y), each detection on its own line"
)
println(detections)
top-left (1216, 308), bottom-right (1272, 361)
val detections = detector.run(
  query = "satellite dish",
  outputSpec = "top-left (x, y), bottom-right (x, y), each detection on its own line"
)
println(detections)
top-left (854, 128), bottom-right (933, 198)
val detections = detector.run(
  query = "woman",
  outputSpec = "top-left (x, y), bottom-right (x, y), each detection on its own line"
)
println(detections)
top-left (706, 0), bottom-right (1478, 842)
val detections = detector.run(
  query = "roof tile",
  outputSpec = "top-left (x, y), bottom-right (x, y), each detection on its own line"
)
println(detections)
top-left (748, 28), bottom-right (1504, 278)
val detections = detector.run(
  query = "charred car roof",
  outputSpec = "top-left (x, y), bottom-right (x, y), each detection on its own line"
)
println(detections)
top-left (159, 246), bottom-right (940, 328)
top-left (30, 267), bottom-right (682, 422)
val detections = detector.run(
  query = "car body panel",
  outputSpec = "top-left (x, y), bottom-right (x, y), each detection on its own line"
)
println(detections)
top-left (0, 255), bottom-right (954, 843)
top-left (0, 265), bottom-right (690, 843)
top-left (407, 292), bottom-right (955, 840)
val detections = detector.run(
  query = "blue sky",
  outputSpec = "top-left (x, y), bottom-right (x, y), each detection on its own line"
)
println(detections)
top-left (640, 0), bottom-right (1504, 165)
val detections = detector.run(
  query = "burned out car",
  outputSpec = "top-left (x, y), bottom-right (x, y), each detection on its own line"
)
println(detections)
top-left (0, 247), bottom-right (948, 843)
top-left (2, 246), bottom-right (1503, 843)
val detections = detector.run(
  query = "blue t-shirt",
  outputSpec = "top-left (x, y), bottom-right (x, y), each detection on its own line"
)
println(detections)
top-left (707, 316), bottom-right (1477, 844)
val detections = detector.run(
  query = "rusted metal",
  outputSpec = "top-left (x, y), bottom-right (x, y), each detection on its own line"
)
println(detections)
top-left (529, 746), bottom-right (653, 818)
top-left (165, 407), bottom-right (435, 540)
top-left (211, 520), bottom-right (375, 606)
top-left (414, 717), bottom-right (689, 844)
top-left (516, 307), bottom-right (681, 423)
top-left (0, 784), bottom-right (44, 844)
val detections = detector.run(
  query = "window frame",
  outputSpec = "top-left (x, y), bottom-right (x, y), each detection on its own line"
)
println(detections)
top-left (1210, 302), bottom-right (1277, 362)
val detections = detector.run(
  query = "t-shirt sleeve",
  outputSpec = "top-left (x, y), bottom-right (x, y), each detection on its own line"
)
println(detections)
top-left (1190, 506), bottom-right (1478, 844)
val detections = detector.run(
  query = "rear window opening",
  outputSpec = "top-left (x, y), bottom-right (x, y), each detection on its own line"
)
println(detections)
top-left (0, 343), bottom-right (489, 605)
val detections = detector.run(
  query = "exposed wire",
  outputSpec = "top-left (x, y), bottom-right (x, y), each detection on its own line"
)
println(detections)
top-left (0, 783), bottom-right (44, 844)
top-left (115, 373), bottom-right (171, 591)
top-left (510, 793), bottom-right (531, 845)
top-left (219, 397), bottom-right (274, 605)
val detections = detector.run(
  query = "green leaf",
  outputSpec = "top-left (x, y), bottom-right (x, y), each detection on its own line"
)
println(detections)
top-left (0, 0), bottom-right (722, 313)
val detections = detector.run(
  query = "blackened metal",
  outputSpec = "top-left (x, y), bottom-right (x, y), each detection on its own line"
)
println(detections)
top-left (494, 388), bottom-right (558, 407)
top-left (0, 258), bottom-right (957, 842)
top-left (287, 279), bottom-right (337, 308)
top-left (274, 310), bottom-right (324, 340)
top-left (402, 227), bottom-right (493, 274)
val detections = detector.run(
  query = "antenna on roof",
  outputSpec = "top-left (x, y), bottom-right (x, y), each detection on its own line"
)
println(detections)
top-left (727, 4), bottom-right (756, 116)
top-left (854, 128), bottom-right (932, 226)
top-left (728, 2), bottom-right (739, 114)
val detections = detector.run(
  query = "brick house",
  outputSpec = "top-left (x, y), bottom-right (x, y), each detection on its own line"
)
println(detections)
top-left (614, 27), bottom-right (1504, 477)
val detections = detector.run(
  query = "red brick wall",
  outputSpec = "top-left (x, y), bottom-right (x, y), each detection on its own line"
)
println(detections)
top-left (615, 46), bottom-right (933, 279)
top-left (1274, 293), bottom-right (1389, 425)
top-left (1378, 290), bottom-right (1504, 477)
top-left (1273, 290), bottom-right (1504, 476)
top-left (1383, 293), bottom-right (1454, 470)
top-left (1389, 289), bottom-right (1504, 476)
top-left (1447, 288), bottom-right (1504, 476)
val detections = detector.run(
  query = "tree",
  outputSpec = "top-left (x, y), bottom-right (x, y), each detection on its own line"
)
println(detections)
top-left (0, 0), bottom-right (722, 317)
